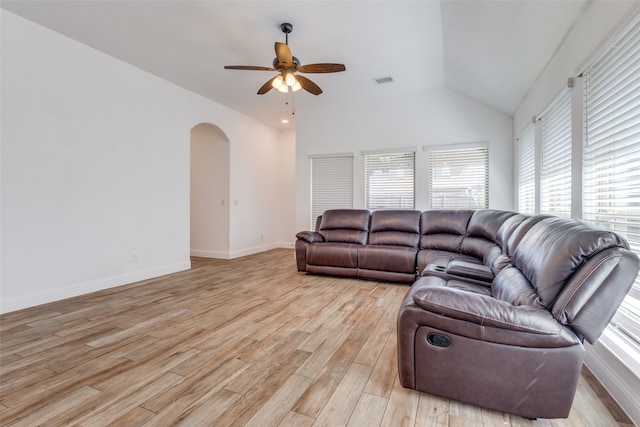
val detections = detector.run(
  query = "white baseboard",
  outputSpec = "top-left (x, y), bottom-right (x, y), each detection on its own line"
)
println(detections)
top-left (228, 242), bottom-right (281, 259)
top-left (190, 249), bottom-right (230, 259)
top-left (278, 241), bottom-right (295, 249)
top-left (584, 339), bottom-right (640, 425)
top-left (0, 261), bottom-right (191, 314)
top-left (192, 242), bottom-right (294, 260)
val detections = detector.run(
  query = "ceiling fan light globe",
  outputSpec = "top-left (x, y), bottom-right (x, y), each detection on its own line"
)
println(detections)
top-left (278, 85), bottom-right (289, 93)
top-left (271, 75), bottom-right (284, 90)
top-left (285, 72), bottom-right (296, 87)
top-left (292, 81), bottom-right (302, 92)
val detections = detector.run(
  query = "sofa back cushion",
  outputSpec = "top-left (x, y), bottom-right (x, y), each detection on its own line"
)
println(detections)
top-left (460, 210), bottom-right (517, 262)
top-left (420, 210), bottom-right (473, 251)
top-left (481, 213), bottom-right (529, 273)
top-left (512, 217), bottom-right (627, 309)
top-left (368, 210), bottom-right (421, 247)
top-left (495, 214), bottom-right (528, 254)
top-left (504, 215), bottom-right (553, 257)
top-left (492, 266), bottom-right (541, 307)
top-left (319, 209), bottom-right (370, 245)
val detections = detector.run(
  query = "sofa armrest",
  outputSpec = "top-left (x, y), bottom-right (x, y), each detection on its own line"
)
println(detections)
top-left (296, 231), bottom-right (325, 243)
top-left (446, 260), bottom-right (494, 283)
top-left (412, 285), bottom-right (561, 335)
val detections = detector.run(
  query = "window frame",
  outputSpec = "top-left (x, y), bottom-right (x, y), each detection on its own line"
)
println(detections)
top-left (363, 149), bottom-right (416, 210)
top-left (426, 144), bottom-right (489, 210)
top-left (310, 154), bottom-right (354, 229)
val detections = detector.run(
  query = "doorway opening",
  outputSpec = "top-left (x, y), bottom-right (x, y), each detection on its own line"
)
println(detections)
top-left (190, 123), bottom-right (230, 258)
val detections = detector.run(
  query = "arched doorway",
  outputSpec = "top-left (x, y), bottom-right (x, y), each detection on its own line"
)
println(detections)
top-left (190, 123), bottom-right (230, 258)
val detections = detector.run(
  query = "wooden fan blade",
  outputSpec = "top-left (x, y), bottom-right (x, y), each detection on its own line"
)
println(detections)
top-left (257, 76), bottom-right (278, 95)
top-left (297, 63), bottom-right (346, 73)
top-left (295, 74), bottom-right (322, 95)
top-left (275, 42), bottom-right (293, 67)
top-left (224, 65), bottom-right (276, 71)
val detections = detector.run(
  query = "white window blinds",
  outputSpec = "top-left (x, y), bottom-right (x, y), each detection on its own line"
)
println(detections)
top-left (429, 147), bottom-right (489, 209)
top-left (365, 151), bottom-right (415, 210)
top-left (311, 156), bottom-right (353, 229)
top-left (540, 89), bottom-right (572, 217)
top-left (517, 125), bottom-right (536, 214)
top-left (583, 16), bottom-right (640, 347)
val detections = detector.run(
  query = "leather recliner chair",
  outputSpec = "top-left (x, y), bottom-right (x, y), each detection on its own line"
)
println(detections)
top-left (397, 216), bottom-right (639, 419)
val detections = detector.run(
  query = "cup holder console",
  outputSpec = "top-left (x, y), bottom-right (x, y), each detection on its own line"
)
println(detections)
top-left (426, 264), bottom-right (447, 273)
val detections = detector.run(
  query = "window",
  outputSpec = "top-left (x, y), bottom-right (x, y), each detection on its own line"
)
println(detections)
top-left (583, 17), bottom-right (640, 352)
top-left (311, 155), bottom-right (353, 228)
top-left (365, 151), bottom-right (415, 210)
top-left (428, 146), bottom-right (488, 209)
top-left (517, 125), bottom-right (536, 214)
top-left (540, 89), bottom-right (572, 217)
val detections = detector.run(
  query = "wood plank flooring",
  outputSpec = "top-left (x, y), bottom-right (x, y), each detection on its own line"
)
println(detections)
top-left (0, 248), bottom-right (634, 426)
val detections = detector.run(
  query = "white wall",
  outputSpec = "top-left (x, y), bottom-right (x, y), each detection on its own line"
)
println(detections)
top-left (294, 87), bottom-right (513, 232)
top-left (514, 1), bottom-right (638, 135)
top-left (277, 129), bottom-right (297, 248)
top-left (225, 122), bottom-right (289, 257)
top-left (512, 1), bottom-right (640, 423)
top-left (190, 123), bottom-right (230, 258)
top-left (0, 10), bottom-right (286, 313)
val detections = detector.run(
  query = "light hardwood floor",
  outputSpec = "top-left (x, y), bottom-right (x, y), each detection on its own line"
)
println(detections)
top-left (0, 249), bottom-right (634, 426)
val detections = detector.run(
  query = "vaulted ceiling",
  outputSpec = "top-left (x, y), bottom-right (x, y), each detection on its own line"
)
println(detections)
top-left (1, 0), bottom-right (589, 129)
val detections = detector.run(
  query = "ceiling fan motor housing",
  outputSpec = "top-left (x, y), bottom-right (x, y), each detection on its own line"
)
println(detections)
top-left (273, 56), bottom-right (300, 69)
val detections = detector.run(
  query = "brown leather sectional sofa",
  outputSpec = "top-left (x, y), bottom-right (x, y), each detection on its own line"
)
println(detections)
top-left (296, 208), bottom-right (528, 284)
top-left (295, 208), bottom-right (639, 419)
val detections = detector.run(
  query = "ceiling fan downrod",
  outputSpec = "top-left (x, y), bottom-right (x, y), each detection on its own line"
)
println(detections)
top-left (280, 22), bottom-right (293, 45)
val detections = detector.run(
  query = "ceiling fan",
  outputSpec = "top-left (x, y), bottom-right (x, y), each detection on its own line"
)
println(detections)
top-left (224, 23), bottom-right (346, 96)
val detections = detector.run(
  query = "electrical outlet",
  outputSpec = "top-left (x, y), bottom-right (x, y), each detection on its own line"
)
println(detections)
top-left (132, 252), bottom-right (139, 262)
top-left (260, 234), bottom-right (264, 240)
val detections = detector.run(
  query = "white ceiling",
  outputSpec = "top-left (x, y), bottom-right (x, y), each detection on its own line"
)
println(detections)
top-left (1, 0), bottom-right (588, 130)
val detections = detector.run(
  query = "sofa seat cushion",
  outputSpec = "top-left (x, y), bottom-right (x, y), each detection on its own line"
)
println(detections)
top-left (405, 276), bottom-right (581, 348)
top-left (307, 242), bottom-right (359, 268)
top-left (358, 245), bottom-right (417, 274)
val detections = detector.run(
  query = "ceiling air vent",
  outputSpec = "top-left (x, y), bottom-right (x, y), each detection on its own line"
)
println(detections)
top-left (373, 76), bottom-right (394, 85)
